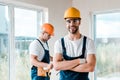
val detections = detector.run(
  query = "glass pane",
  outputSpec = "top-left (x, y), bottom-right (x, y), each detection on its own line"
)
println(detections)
top-left (95, 12), bottom-right (120, 80)
top-left (14, 8), bottom-right (37, 80)
top-left (0, 5), bottom-right (9, 80)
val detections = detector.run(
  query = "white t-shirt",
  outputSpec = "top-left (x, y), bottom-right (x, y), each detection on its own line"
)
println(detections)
top-left (54, 35), bottom-right (95, 57)
top-left (29, 39), bottom-right (49, 61)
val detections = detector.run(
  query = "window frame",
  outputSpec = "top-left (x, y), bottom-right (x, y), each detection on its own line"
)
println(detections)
top-left (92, 10), bottom-right (120, 80)
top-left (0, 2), bottom-right (48, 80)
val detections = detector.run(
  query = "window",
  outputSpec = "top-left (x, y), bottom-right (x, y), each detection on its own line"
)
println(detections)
top-left (93, 12), bottom-right (120, 80)
top-left (0, 5), bottom-right (9, 80)
top-left (14, 7), bottom-right (38, 80)
top-left (0, 3), bottom-right (48, 80)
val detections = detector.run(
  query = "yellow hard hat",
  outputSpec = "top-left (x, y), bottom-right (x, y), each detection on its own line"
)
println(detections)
top-left (64, 7), bottom-right (81, 19)
top-left (41, 23), bottom-right (54, 36)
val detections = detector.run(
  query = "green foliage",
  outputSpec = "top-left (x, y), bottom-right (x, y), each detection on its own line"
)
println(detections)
top-left (0, 55), bottom-right (8, 80)
top-left (1, 40), bottom-right (120, 79)
top-left (0, 52), bottom-right (30, 80)
top-left (97, 42), bottom-right (120, 77)
top-left (15, 52), bottom-right (30, 80)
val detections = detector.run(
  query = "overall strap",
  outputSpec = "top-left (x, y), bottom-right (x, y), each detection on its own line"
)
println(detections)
top-left (61, 38), bottom-right (66, 54)
top-left (46, 42), bottom-right (49, 49)
top-left (36, 39), bottom-right (45, 50)
top-left (36, 39), bottom-right (50, 63)
top-left (82, 36), bottom-right (87, 58)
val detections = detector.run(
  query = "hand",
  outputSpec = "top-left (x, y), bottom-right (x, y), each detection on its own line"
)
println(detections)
top-left (43, 63), bottom-right (53, 71)
top-left (47, 63), bottom-right (53, 70)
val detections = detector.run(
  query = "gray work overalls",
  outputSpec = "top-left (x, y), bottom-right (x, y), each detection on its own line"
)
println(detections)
top-left (31, 39), bottom-right (50, 80)
top-left (60, 36), bottom-right (89, 80)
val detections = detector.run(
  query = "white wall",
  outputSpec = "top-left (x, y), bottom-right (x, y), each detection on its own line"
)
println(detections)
top-left (2, 0), bottom-right (120, 79)
top-left (73, 0), bottom-right (120, 80)
top-left (1, 0), bottom-right (120, 59)
top-left (0, 0), bottom-right (72, 56)
top-left (73, 0), bottom-right (120, 39)
top-left (0, 1), bottom-right (72, 79)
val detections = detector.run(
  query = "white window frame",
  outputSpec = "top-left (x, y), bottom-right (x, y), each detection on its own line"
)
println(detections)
top-left (92, 10), bottom-right (120, 80)
top-left (0, 1), bottom-right (48, 80)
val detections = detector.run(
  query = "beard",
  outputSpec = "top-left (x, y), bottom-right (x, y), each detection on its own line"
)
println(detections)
top-left (68, 26), bottom-right (79, 34)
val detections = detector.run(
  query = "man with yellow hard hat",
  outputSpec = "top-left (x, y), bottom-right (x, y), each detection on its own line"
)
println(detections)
top-left (29, 23), bottom-right (54, 80)
top-left (53, 7), bottom-right (96, 80)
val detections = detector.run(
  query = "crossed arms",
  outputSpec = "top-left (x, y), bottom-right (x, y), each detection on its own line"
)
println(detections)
top-left (53, 53), bottom-right (96, 72)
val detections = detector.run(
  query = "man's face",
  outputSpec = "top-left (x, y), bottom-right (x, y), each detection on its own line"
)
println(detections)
top-left (65, 18), bottom-right (81, 34)
top-left (42, 32), bottom-right (51, 41)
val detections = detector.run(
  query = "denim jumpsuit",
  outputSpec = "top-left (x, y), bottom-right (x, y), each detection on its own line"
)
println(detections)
top-left (31, 39), bottom-right (50, 80)
top-left (60, 36), bottom-right (89, 80)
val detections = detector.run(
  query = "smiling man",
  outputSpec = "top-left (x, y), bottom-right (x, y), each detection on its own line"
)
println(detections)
top-left (53, 7), bottom-right (96, 80)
